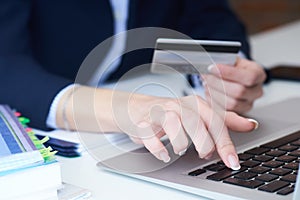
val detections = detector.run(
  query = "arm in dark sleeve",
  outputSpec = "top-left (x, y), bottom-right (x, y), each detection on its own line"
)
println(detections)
top-left (0, 1), bottom-right (72, 130)
top-left (178, 0), bottom-right (251, 58)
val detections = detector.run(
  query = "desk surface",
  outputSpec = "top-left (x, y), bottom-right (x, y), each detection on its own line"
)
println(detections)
top-left (250, 20), bottom-right (300, 68)
top-left (57, 21), bottom-right (300, 200)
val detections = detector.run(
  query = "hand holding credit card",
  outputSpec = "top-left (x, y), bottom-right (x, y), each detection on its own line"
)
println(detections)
top-left (151, 38), bottom-right (241, 74)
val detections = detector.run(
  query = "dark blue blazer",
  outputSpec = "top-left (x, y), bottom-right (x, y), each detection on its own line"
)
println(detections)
top-left (0, 0), bottom-right (250, 130)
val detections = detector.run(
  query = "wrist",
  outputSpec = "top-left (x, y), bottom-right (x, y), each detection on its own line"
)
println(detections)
top-left (55, 85), bottom-right (131, 133)
top-left (94, 88), bottom-right (156, 133)
top-left (46, 84), bottom-right (77, 129)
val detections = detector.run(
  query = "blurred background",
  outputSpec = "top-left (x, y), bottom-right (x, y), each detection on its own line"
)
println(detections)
top-left (229, 0), bottom-right (300, 34)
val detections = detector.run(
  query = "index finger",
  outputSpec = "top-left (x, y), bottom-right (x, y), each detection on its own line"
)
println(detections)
top-left (180, 96), bottom-right (241, 170)
top-left (204, 108), bottom-right (241, 170)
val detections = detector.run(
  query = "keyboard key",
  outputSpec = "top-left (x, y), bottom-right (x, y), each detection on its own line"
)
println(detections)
top-left (249, 166), bottom-right (271, 174)
top-left (245, 147), bottom-right (269, 155)
top-left (224, 178), bottom-right (264, 189)
top-left (261, 131), bottom-right (300, 149)
top-left (289, 150), bottom-right (300, 157)
top-left (262, 160), bottom-right (284, 168)
top-left (238, 153), bottom-right (254, 161)
top-left (266, 150), bottom-right (286, 157)
top-left (206, 167), bottom-right (246, 181)
top-left (279, 145), bottom-right (298, 152)
top-left (276, 155), bottom-right (297, 162)
top-left (253, 155), bottom-right (273, 162)
top-left (258, 180), bottom-right (290, 193)
top-left (188, 168), bottom-right (206, 176)
top-left (203, 163), bottom-right (226, 172)
top-left (234, 172), bottom-right (257, 180)
top-left (269, 168), bottom-right (292, 176)
top-left (281, 174), bottom-right (297, 183)
top-left (241, 160), bottom-right (260, 168)
top-left (217, 161), bottom-right (224, 165)
top-left (283, 162), bottom-right (299, 170)
top-left (277, 186), bottom-right (294, 195)
top-left (203, 131), bottom-right (300, 195)
top-left (255, 174), bottom-right (278, 182)
top-left (291, 139), bottom-right (300, 147)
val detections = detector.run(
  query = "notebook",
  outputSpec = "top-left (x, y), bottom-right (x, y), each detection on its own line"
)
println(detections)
top-left (0, 105), bottom-right (45, 173)
top-left (97, 98), bottom-right (300, 200)
top-left (0, 104), bottom-right (61, 200)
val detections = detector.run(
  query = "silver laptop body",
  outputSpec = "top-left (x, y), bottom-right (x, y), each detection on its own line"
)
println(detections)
top-left (97, 98), bottom-right (300, 200)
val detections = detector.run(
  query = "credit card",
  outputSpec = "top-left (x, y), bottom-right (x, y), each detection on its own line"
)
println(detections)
top-left (151, 38), bottom-right (241, 74)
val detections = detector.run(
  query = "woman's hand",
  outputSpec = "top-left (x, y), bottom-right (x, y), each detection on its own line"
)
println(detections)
top-left (122, 94), bottom-right (258, 170)
top-left (202, 58), bottom-right (266, 113)
top-left (56, 85), bottom-right (258, 170)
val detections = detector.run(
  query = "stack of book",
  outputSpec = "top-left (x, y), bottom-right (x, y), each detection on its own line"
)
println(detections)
top-left (0, 105), bottom-right (62, 200)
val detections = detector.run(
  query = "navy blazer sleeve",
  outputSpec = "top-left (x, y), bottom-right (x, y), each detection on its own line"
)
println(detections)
top-left (0, 1), bottom-right (72, 130)
top-left (0, 0), bottom-right (251, 130)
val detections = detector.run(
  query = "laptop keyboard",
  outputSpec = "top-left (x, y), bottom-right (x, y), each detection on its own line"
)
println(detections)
top-left (188, 131), bottom-right (300, 196)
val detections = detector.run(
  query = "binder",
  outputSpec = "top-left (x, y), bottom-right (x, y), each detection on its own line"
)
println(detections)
top-left (0, 104), bottom-right (62, 200)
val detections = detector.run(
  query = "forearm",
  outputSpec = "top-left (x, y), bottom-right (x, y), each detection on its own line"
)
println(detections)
top-left (55, 85), bottom-right (152, 133)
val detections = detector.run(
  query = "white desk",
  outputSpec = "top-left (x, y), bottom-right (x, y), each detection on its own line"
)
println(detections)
top-left (57, 21), bottom-right (300, 200)
top-left (250, 20), bottom-right (300, 108)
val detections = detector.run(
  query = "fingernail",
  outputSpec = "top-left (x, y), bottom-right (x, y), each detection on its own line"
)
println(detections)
top-left (247, 118), bottom-right (259, 130)
top-left (228, 154), bottom-right (241, 170)
top-left (207, 64), bottom-right (215, 72)
top-left (160, 151), bottom-right (171, 163)
top-left (178, 148), bottom-right (187, 156)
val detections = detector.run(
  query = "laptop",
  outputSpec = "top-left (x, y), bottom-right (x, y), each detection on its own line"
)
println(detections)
top-left (96, 98), bottom-right (300, 200)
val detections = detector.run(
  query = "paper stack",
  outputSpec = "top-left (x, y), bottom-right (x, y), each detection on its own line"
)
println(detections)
top-left (0, 105), bottom-right (62, 200)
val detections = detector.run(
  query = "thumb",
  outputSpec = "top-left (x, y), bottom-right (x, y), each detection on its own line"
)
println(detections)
top-left (225, 112), bottom-right (259, 132)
